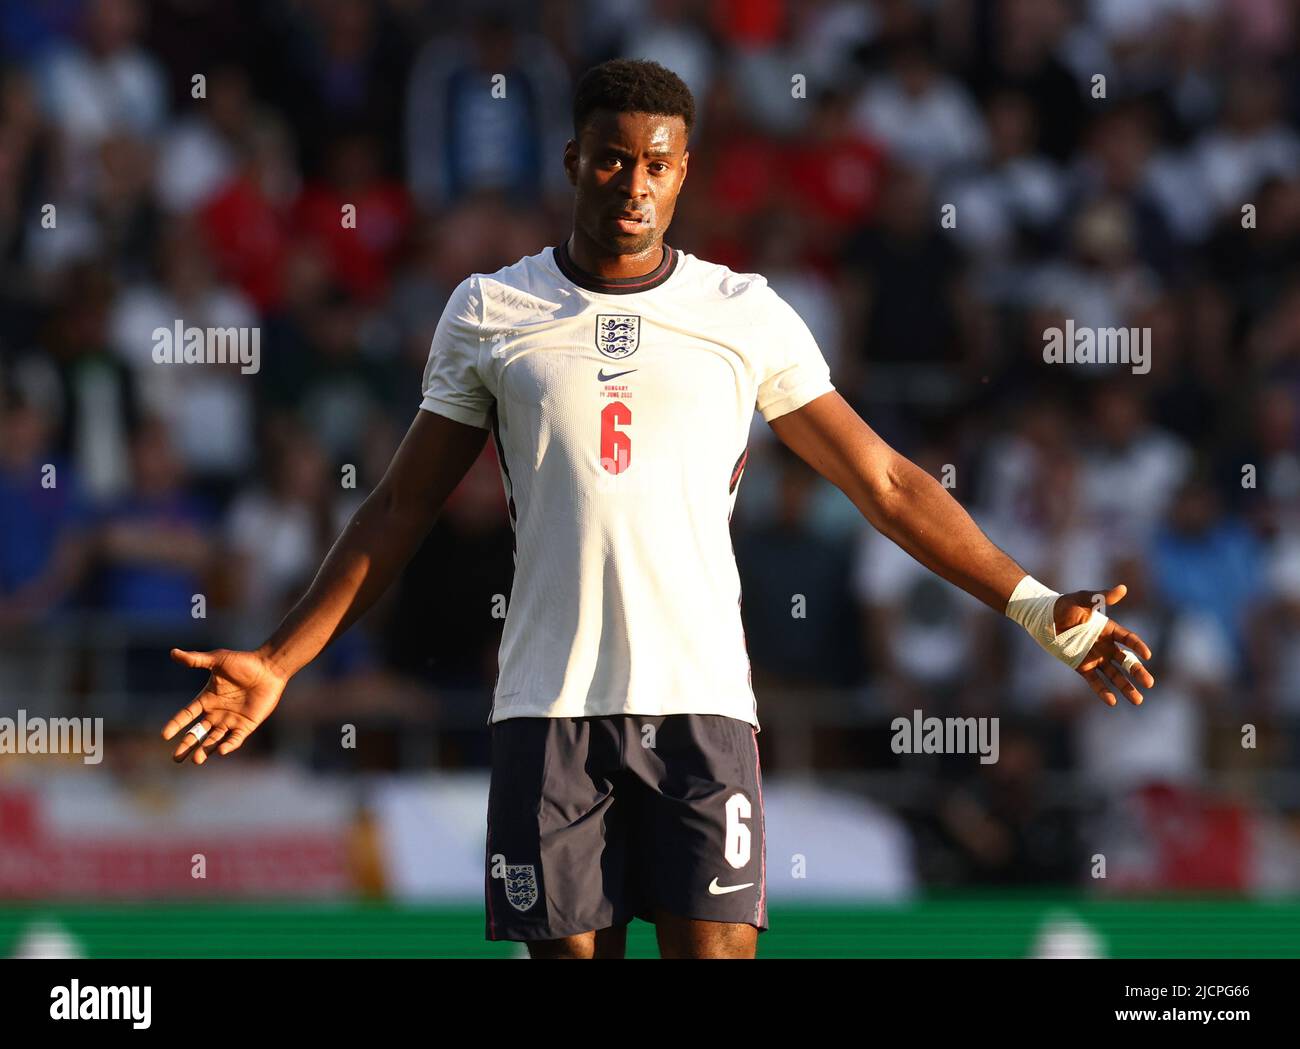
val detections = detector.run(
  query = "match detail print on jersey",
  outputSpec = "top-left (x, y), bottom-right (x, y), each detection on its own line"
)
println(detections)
top-left (419, 245), bottom-right (836, 726)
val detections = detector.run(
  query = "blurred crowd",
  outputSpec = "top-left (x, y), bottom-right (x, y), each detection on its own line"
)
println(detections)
top-left (2, 0), bottom-right (1299, 889)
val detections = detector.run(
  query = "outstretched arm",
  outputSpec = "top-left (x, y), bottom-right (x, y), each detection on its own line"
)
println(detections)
top-left (163, 409), bottom-right (490, 762)
top-left (252, 409), bottom-right (489, 678)
top-left (769, 391), bottom-right (1154, 707)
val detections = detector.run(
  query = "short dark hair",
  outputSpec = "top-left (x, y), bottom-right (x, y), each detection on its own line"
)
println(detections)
top-left (572, 58), bottom-right (695, 141)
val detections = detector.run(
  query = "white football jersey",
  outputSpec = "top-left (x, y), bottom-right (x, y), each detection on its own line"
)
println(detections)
top-left (420, 241), bottom-right (835, 726)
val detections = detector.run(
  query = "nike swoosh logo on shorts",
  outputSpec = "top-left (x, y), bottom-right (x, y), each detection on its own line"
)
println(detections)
top-left (708, 877), bottom-right (755, 895)
top-left (597, 368), bottom-right (638, 381)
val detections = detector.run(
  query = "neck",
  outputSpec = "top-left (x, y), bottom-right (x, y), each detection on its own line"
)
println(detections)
top-left (556, 234), bottom-right (677, 295)
top-left (565, 229), bottom-right (665, 280)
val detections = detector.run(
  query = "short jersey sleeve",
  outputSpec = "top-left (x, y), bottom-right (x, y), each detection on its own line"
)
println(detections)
top-left (752, 284), bottom-right (836, 422)
top-left (420, 275), bottom-right (494, 429)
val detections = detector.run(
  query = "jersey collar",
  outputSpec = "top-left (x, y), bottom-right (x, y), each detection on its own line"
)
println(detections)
top-left (554, 239), bottom-right (678, 295)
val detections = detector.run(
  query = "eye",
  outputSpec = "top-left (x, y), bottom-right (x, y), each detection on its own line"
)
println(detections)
top-left (650, 162), bottom-right (670, 174)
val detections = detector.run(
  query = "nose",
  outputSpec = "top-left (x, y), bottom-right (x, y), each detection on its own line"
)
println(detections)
top-left (619, 161), bottom-right (651, 200)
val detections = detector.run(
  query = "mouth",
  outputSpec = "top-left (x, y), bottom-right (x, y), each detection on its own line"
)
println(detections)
top-left (610, 212), bottom-right (650, 234)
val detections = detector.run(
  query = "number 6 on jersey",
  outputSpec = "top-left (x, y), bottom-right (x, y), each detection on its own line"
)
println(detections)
top-left (600, 401), bottom-right (632, 474)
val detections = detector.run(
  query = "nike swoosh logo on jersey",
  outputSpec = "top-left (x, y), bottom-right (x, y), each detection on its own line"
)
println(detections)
top-left (597, 368), bottom-right (638, 381)
top-left (708, 877), bottom-right (755, 895)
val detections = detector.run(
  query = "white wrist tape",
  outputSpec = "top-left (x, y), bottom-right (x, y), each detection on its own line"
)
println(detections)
top-left (1005, 575), bottom-right (1108, 671)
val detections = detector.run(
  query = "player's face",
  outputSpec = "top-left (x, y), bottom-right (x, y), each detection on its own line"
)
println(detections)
top-left (565, 110), bottom-right (689, 257)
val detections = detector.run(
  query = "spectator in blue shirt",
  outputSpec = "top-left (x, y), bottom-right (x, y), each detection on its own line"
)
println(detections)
top-left (0, 388), bottom-right (91, 627)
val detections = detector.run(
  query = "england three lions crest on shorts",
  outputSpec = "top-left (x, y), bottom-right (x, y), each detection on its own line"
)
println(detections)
top-left (505, 864), bottom-right (539, 911)
top-left (596, 314), bottom-right (640, 359)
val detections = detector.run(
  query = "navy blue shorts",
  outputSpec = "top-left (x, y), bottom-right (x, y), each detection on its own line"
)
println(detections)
top-left (484, 713), bottom-right (768, 941)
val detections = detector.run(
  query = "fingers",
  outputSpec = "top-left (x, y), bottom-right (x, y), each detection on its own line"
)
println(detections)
top-left (1101, 583), bottom-right (1128, 608)
top-left (164, 694), bottom-right (257, 763)
top-left (193, 725), bottom-right (231, 766)
top-left (1108, 622), bottom-right (1153, 663)
top-left (173, 715), bottom-right (245, 764)
top-left (1117, 646), bottom-right (1155, 689)
top-left (1082, 667), bottom-right (1118, 707)
top-left (172, 718), bottom-right (213, 762)
top-left (1101, 617), bottom-right (1155, 689)
top-left (165, 648), bottom-right (233, 757)
top-left (1078, 642), bottom-right (1150, 707)
top-left (1101, 659), bottom-right (1144, 706)
top-left (217, 727), bottom-right (249, 756)
top-left (161, 699), bottom-right (205, 741)
top-left (170, 647), bottom-right (220, 670)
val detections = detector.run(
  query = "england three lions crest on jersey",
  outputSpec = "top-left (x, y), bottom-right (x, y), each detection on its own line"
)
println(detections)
top-left (596, 314), bottom-right (640, 359)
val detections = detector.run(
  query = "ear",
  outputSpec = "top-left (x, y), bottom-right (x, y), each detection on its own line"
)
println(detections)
top-left (679, 149), bottom-right (689, 185)
top-left (562, 139), bottom-right (578, 186)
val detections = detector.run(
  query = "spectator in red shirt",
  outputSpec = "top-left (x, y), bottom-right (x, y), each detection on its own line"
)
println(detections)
top-left (785, 86), bottom-right (887, 265)
top-left (200, 116), bottom-right (296, 311)
top-left (679, 72), bottom-right (785, 272)
top-left (291, 131), bottom-right (411, 305)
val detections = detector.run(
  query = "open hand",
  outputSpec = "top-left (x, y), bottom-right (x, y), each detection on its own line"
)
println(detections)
top-left (162, 648), bottom-right (288, 764)
top-left (1053, 584), bottom-right (1155, 707)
